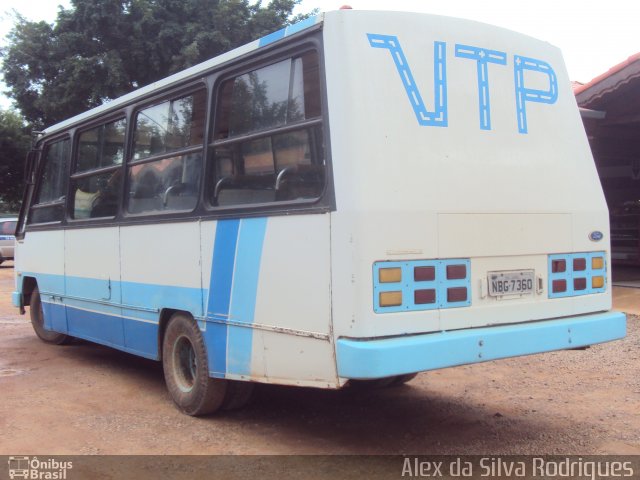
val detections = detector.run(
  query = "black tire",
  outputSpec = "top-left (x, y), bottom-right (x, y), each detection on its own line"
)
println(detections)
top-left (221, 380), bottom-right (255, 411)
top-left (30, 286), bottom-right (70, 345)
top-left (162, 312), bottom-right (227, 416)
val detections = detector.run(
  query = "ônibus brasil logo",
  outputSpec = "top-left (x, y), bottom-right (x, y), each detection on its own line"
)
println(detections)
top-left (8, 456), bottom-right (73, 479)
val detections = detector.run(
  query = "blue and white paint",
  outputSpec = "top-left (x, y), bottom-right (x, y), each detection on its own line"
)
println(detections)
top-left (205, 218), bottom-right (267, 378)
top-left (514, 55), bottom-right (558, 134)
top-left (368, 35), bottom-right (558, 133)
top-left (454, 44), bottom-right (507, 130)
top-left (13, 10), bottom-right (624, 391)
top-left (368, 34), bottom-right (448, 127)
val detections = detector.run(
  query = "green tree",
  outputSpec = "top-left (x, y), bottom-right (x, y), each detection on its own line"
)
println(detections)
top-left (0, 109), bottom-right (30, 213)
top-left (1, 0), bottom-right (311, 128)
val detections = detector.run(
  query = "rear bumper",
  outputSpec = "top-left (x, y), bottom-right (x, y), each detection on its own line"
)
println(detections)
top-left (336, 311), bottom-right (626, 379)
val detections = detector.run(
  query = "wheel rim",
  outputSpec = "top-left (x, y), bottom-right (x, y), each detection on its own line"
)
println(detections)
top-left (173, 334), bottom-right (198, 393)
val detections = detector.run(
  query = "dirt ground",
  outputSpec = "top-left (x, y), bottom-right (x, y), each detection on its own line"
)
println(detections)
top-left (0, 263), bottom-right (638, 455)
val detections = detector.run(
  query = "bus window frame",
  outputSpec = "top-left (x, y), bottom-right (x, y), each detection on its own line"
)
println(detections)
top-left (26, 133), bottom-right (72, 227)
top-left (16, 148), bottom-right (41, 239)
top-left (21, 30), bottom-right (334, 234)
top-left (203, 37), bottom-right (335, 217)
top-left (123, 82), bottom-right (209, 219)
top-left (67, 113), bottom-right (128, 223)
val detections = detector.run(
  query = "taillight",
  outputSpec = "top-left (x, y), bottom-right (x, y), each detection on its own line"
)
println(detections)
top-left (379, 291), bottom-right (403, 307)
top-left (378, 267), bottom-right (401, 283)
top-left (552, 279), bottom-right (567, 293)
top-left (548, 252), bottom-right (606, 298)
top-left (373, 259), bottom-right (471, 313)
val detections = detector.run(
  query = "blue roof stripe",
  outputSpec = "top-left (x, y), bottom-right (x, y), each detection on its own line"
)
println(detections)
top-left (285, 15), bottom-right (318, 36)
top-left (258, 15), bottom-right (318, 47)
top-left (259, 28), bottom-right (286, 47)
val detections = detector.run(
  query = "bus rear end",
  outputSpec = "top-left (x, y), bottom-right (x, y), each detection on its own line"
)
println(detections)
top-left (322, 10), bottom-right (626, 381)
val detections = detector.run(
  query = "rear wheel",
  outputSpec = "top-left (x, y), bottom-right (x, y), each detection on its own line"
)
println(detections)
top-left (30, 286), bottom-right (70, 345)
top-left (162, 313), bottom-right (227, 416)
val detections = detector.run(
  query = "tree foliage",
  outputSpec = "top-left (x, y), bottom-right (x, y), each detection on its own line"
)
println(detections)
top-left (0, 109), bottom-right (30, 212)
top-left (1, 0), bottom-right (310, 128)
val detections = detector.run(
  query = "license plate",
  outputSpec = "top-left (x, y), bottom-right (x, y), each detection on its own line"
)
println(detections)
top-left (488, 270), bottom-right (535, 297)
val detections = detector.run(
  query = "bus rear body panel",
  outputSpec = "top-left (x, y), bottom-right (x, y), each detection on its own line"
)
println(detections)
top-left (322, 10), bottom-right (624, 378)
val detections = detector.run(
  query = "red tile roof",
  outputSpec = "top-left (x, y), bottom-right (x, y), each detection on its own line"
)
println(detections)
top-left (574, 53), bottom-right (640, 95)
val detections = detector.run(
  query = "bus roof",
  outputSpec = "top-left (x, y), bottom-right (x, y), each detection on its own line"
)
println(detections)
top-left (42, 14), bottom-right (324, 136)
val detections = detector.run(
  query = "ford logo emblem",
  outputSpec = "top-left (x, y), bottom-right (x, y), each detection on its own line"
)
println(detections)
top-left (589, 231), bottom-right (604, 242)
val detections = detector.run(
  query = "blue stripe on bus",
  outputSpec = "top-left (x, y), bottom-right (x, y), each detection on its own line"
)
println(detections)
top-left (67, 303), bottom-right (124, 346)
top-left (258, 15), bottom-right (318, 47)
top-left (285, 15), bottom-right (318, 36)
top-left (19, 216), bottom-right (269, 377)
top-left (65, 276), bottom-right (117, 302)
top-left (226, 218), bottom-right (268, 376)
top-left (205, 219), bottom-right (240, 378)
top-left (121, 281), bottom-right (202, 318)
top-left (259, 29), bottom-right (286, 47)
top-left (43, 301), bottom-right (159, 359)
top-left (40, 297), bottom-right (66, 332)
top-left (207, 220), bottom-right (241, 319)
top-left (26, 272), bottom-right (203, 321)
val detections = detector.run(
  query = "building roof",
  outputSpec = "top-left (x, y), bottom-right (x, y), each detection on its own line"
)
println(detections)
top-left (575, 53), bottom-right (640, 107)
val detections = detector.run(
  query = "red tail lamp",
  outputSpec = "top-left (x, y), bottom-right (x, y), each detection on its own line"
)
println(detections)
top-left (446, 264), bottom-right (467, 280)
top-left (414, 266), bottom-right (435, 282)
top-left (447, 287), bottom-right (467, 303)
top-left (414, 289), bottom-right (436, 305)
top-left (573, 258), bottom-right (586, 271)
top-left (551, 259), bottom-right (566, 273)
top-left (552, 279), bottom-right (567, 293)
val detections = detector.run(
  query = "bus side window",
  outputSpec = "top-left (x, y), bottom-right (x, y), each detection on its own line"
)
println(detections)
top-left (127, 89), bottom-right (206, 215)
top-left (210, 51), bottom-right (324, 207)
top-left (28, 138), bottom-right (70, 224)
top-left (70, 118), bottom-right (126, 219)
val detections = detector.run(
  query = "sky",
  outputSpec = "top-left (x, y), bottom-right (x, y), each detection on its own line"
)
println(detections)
top-left (0, 0), bottom-right (638, 110)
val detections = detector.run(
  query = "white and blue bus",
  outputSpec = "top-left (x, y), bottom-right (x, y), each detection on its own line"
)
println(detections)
top-left (13, 9), bottom-right (626, 415)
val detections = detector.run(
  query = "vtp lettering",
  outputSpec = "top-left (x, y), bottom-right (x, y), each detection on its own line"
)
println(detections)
top-left (368, 34), bottom-right (558, 134)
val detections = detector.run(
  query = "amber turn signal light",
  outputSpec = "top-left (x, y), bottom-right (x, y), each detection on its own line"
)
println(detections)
top-left (379, 291), bottom-right (402, 307)
top-left (379, 267), bottom-right (401, 283)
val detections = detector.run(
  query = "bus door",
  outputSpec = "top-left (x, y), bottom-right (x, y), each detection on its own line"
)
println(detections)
top-left (22, 138), bottom-right (70, 333)
top-left (65, 119), bottom-right (125, 347)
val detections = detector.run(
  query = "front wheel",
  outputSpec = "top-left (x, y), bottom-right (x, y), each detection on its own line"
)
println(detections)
top-left (162, 313), bottom-right (227, 415)
top-left (30, 286), bottom-right (70, 344)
